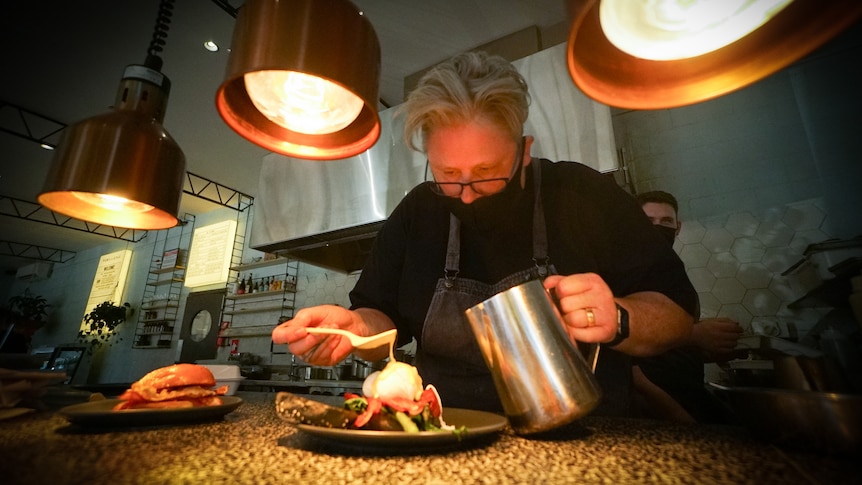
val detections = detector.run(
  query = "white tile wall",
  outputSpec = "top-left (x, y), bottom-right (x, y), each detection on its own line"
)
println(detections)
top-left (293, 264), bottom-right (360, 309)
top-left (676, 200), bottom-right (839, 338)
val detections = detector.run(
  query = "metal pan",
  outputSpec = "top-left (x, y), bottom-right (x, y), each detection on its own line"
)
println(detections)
top-left (709, 383), bottom-right (862, 455)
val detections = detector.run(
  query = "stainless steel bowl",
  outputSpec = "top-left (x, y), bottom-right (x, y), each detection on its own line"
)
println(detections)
top-left (710, 383), bottom-right (862, 455)
top-left (309, 367), bottom-right (335, 380)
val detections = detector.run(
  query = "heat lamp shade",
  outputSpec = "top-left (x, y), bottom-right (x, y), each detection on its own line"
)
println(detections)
top-left (566, 0), bottom-right (862, 110)
top-left (216, 0), bottom-right (381, 160)
top-left (38, 108), bottom-right (186, 230)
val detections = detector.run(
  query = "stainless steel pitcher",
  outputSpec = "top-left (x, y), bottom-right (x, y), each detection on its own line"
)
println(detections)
top-left (465, 279), bottom-right (601, 434)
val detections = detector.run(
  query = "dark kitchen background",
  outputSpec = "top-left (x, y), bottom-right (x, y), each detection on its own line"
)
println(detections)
top-left (1, 1), bottom-right (859, 385)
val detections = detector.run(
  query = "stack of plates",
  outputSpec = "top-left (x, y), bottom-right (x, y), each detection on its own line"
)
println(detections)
top-left (201, 364), bottom-right (246, 395)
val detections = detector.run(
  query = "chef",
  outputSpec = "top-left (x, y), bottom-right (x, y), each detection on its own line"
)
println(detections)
top-left (273, 51), bottom-right (698, 416)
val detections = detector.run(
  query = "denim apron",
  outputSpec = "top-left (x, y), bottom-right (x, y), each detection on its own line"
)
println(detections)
top-left (414, 159), bottom-right (557, 411)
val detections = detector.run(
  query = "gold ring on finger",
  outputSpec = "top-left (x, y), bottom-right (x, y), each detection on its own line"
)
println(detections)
top-left (585, 308), bottom-right (596, 326)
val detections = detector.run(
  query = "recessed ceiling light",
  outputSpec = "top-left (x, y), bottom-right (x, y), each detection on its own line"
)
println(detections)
top-left (40, 143), bottom-right (54, 150)
top-left (203, 40), bottom-right (219, 52)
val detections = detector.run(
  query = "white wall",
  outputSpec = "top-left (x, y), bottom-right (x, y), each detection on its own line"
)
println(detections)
top-left (5, 205), bottom-right (242, 383)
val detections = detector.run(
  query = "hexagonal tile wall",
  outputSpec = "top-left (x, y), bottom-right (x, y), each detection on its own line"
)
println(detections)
top-left (674, 198), bottom-right (834, 338)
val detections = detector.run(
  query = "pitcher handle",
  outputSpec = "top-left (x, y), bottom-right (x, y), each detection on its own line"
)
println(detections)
top-left (585, 343), bottom-right (600, 373)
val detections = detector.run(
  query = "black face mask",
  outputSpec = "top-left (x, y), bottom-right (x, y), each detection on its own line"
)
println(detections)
top-left (442, 158), bottom-right (526, 230)
top-left (654, 225), bottom-right (677, 245)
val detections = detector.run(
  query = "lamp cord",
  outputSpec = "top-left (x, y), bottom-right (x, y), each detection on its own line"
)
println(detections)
top-left (145, 0), bottom-right (176, 72)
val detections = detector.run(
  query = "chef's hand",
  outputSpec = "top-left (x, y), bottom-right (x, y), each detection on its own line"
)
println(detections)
top-left (271, 305), bottom-right (360, 366)
top-left (690, 317), bottom-right (743, 362)
top-left (543, 273), bottom-right (619, 345)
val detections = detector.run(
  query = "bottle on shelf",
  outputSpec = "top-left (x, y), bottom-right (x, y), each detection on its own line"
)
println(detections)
top-left (236, 274), bottom-right (245, 295)
top-left (247, 273), bottom-right (254, 293)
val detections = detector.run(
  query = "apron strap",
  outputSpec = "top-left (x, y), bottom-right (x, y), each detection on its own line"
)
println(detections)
top-left (530, 158), bottom-right (551, 277)
top-left (444, 214), bottom-right (461, 284)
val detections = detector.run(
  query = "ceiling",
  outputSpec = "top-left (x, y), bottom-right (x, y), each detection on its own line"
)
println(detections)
top-left (0, 0), bottom-right (570, 275)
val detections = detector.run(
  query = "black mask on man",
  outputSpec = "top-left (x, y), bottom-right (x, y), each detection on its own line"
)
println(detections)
top-left (442, 159), bottom-right (526, 230)
top-left (654, 225), bottom-right (677, 245)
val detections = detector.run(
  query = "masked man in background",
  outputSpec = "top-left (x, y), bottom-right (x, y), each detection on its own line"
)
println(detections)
top-left (634, 190), bottom-right (742, 423)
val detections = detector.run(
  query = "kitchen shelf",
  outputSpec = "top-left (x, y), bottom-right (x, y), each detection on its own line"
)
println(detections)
top-left (220, 253), bottom-right (299, 359)
top-left (138, 317), bottom-right (175, 323)
top-left (219, 325), bottom-right (276, 338)
top-left (222, 304), bottom-right (294, 316)
top-left (133, 338), bottom-right (172, 349)
top-left (140, 301), bottom-right (179, 310)
top-left (150, 266), bottom-right (185, 275)
top-left (787, 257), bottom-right (861, 309)
top-left (140, 320), bottom-right (172, 327)
top-left (230, 258), bottom-right (291, 272)
top-left (224, 286), bottom-right (296, 301)
top-left (146, 277), bottom-right (184, 287)
top-left (133, 215), bottom-right (194, 349)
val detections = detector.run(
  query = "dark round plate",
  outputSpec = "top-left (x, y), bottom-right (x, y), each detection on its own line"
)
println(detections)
top-left (294, 407), bottom-right (508, 448)
top-left (57, 396), bottom-right (243, 427)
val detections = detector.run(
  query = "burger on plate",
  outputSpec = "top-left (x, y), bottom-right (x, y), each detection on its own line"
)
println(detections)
top-left (113, 364), bottom-right (228, 410)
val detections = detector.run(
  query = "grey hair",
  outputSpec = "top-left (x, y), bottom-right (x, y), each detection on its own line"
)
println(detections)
top-left (400, 51), bottom-right (530, 152)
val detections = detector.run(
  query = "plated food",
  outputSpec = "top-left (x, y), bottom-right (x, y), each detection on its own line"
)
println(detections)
top-left (275, 361), bottom-right (458, 434)
top-left (275, 358), bottom-right (508, 451)
top-left (57, 364), bottom-right (242, 427)
top-left (279, 329), bottom-right (466, 436)
top-left (113, 363), bottom-right (228, 410)
top-left (343, 361), bottom-right (458, 434)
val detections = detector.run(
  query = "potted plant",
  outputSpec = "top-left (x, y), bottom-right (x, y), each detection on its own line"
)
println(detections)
top-left (6, 289), bottom-right (50, 328)
top-left (1, 290), bottom-right (51, 352)
top-left (76, 301), bottom-right (132, 356)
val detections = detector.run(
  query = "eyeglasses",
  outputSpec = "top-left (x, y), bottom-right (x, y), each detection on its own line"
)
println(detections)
top-left (426, 138), bottom-right (524, 198)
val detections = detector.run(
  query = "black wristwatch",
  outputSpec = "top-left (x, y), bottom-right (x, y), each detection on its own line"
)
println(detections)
top-left (607, 303), bottom-right (629, 347)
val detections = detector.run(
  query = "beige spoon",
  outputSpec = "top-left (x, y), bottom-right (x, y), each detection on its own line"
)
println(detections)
top-left (305, 328), bottom-right (397, 350)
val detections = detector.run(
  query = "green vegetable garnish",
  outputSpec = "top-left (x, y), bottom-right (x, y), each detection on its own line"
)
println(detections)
top-left (394, 411), bottom-right (419, 432)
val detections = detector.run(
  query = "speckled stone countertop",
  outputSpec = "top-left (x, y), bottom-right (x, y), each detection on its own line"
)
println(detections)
top-left (0, 392), bottom-right (857, 484)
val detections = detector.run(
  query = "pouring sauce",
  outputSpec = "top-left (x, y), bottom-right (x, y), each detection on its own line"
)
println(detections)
top-left (366, 330), bottom-right (423, 401)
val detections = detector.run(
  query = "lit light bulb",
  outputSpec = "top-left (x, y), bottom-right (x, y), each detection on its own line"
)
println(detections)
top-left (244, 70), bottom-right (365, 135)
top-left (72, 192), bottom-right (154, 213)
top-left (600, 0), bottom-right (794, 60)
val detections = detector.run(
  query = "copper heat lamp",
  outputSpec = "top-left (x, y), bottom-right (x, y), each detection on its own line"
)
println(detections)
top-left (566, 0), bottom-right (862, 109)
top-left (38, 0), bottom-right (185, 229)
top-left (216, 0), bottom-right (381, 160)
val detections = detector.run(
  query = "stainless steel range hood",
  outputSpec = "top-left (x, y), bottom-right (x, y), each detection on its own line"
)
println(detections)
top-left (250, 44), bottom-right (618, 273)
top-left (250, 107), bottom-right (425, 273)
top-left (253, 220), bottom-right (384, 274)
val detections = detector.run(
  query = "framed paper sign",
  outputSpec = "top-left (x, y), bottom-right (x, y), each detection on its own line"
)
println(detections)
top-left (184, 219), bottom-right (237, 288)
